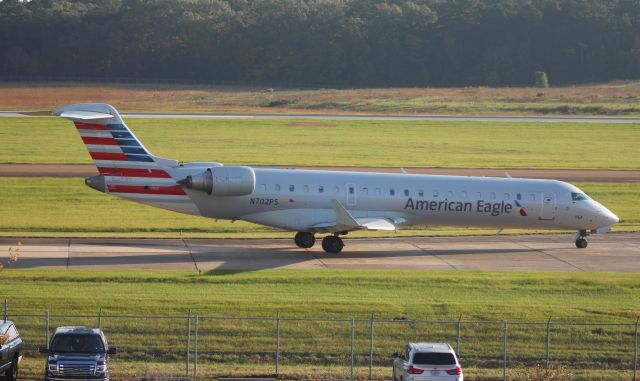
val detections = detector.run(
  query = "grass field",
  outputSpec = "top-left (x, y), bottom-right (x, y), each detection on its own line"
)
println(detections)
top-left (2, 81), bottom-right (640, 116)
top-left (2, 117), bottom-right (640, 169)
top-left (2, 269), bottom-right (639, 380)
top-left (0, 178), bottom-right (638, 237)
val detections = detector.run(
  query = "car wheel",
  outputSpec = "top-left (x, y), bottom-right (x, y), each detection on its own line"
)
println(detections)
top-left (6, 358), bottom-right (18, 381)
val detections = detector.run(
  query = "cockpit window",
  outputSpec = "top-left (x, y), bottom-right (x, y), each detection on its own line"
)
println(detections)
top-left (571, 192), bottom-right (590, 201)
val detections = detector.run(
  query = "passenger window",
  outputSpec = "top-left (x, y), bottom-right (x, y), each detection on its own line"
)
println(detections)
top-left (318, 186), bottom-right (324, 194)
top-left (504, 193), bottom-right (510, 200)
top-left (432, 190), bottom-right (438, 198)
top-left (447, 190), bottom-right (454, 198)
top-left (475, 192), bottom-right (482, 200)
top-left (362, 187), bottom-right (368, 195)
top-left (490, 192), bottom-right (496, 200)
top-left (530, 193), bottom-right (536, 201)
top-left (333, 186), bottom-right (340, 194)
top-left (274, 184), bottom-right (281, 192)
top-left (375, 188), bottom-right (381, 195)
top-left (289, 185), bottom-right (295, 192)
top-left (304, 185), bottom-right (309, 193)
top-left (349, 186), bottom-right (355, 195)
top-left (260, 184), bottom-right (267, 192)
top-left (390, 189), bottom-right (395, 196)
top-left (460, 191), bottom-right (467, 199)
top-left (517, 193), bottom-right (522, 200)
top-left (404, 189), bottom-right (409, 196)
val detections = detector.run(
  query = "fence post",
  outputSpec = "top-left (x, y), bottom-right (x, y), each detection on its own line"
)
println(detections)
top-left (98, 307), bottom-right (102, 328)
top-left (634, 317), bottom-right (638, 381)
top-left (503, 320), bottom-right (508, 381)
top-left (369, 314), bottom-right (374, 381)
top-left (351, 317), bottom-right (355, 380)
top-left (186, 310), bottom-right (191, 380)
top-left (45, 310), bottom-right (50, 348)
top-left (457, 315), bottom-right (462, 358)
top-left (3, 299), bottom-right (6, 321)
top-left (275, 312), bottom-right (280, 377)
top-left (546, 317), bottom-right (551, 368)
top-left (193, 315), bottom-right (199, 381)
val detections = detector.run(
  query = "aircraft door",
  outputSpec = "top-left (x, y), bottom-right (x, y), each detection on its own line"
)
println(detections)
top-left (347, 183), bottom-right (357, 206)
top-left (540, 192), bottom-right (556, 220)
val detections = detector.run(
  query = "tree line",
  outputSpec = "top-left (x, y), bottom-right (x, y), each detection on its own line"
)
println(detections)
top-left (1, 0), bottom-right (639, 87)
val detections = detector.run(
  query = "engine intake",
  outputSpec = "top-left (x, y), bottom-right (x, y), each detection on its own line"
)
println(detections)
top-left (182, 166), bottom-right (256, 196)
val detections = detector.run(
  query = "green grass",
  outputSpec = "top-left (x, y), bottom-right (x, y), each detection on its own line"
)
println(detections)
top-left (0, 178), bottom-right (638, 237)
top-left (2, 117), bottom-right (640, 168)
top-left (2, 269), bottom-right (639, 380)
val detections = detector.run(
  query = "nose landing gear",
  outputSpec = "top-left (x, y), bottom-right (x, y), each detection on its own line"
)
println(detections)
top-left (574, 230), bottom-right (588, 249)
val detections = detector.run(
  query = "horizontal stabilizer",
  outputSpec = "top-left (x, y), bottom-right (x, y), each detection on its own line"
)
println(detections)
top-left (57, 110), bottom-right (114, 123)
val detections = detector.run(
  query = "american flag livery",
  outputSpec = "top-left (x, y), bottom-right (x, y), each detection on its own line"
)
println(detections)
top-left (56, 103), bottom-right (198, 214)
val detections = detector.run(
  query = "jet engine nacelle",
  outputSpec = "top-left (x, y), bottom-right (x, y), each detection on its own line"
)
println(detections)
top-left (183, 166), bottom-right (256, 196)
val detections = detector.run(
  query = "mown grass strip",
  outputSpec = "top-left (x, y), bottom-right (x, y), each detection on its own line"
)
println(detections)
top-left (2, 117), bottom-right (640, 168)
top-left (3, 269), bottom-right (639, 381)
top-left (0, 178), bottom-right (638, 237)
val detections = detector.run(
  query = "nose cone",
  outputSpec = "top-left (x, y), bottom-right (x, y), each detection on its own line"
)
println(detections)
top-left (603, 209), bottom-right (620, 225)
top-left (594, 203), bottom-right (619, 230)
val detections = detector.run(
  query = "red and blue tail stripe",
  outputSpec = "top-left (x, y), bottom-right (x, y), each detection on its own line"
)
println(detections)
top-left (74, 121), bottom-right (186, 196)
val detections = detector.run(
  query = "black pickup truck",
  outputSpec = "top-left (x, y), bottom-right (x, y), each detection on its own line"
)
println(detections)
top-left (0, 320), bottom-right (23, 381)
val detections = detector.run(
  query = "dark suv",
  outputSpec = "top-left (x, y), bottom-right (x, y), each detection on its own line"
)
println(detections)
top-left (0, 320), bottom-right (22, 381)
top-left (40, 327), bottom-right (116, 381)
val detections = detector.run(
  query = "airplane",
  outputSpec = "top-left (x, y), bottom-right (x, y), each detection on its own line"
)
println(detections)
top-left (54, 103), bottom-right (620, 253)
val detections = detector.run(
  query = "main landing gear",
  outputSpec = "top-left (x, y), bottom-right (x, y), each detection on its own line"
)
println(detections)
top-left (321, 235), bottom-right (344, 254)
top-left (294, 232), bottom-right (345, 253)
top-left (294, 232), bottom-right (316, 248)
top-left (575, 230), bottom-right (588, 249)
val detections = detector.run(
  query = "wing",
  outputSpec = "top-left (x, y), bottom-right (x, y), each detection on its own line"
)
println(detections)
top-left (309, 199), bottom-right (400, 233)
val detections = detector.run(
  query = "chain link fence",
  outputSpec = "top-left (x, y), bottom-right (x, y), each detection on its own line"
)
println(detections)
top-left (3, 301), bottom-right (638, 381)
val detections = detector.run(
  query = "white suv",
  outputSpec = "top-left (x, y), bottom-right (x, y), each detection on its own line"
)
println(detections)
top-left (392, 343), bottom-right (463, 381)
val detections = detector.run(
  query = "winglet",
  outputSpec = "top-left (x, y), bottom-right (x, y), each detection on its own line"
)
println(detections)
top-left (330, 199), bottom-right (360, 229)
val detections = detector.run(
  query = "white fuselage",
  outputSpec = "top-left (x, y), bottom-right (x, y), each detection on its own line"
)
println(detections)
top-left (152, 166), bottom-right (618, 233)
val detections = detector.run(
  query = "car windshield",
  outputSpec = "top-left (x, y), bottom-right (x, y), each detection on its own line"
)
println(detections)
top-left (413, 352), bottom-right (456, 365)
top-left (571, 192), bottom-right (590, 201)
top-left (50, 334), bottom-right (105, 353)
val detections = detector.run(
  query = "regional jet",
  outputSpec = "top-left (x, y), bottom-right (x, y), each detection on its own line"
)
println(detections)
top-left (54, 103), bottom-right (619, 253)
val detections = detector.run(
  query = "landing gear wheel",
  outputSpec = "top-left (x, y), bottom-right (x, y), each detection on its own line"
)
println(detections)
top-left (294, 232), bottom-right (316, 248)
top-left (575, 238), bottom-right (588, 249)
top-left (6, 358), bottom-right (18, 381)
top-left (321, 235), bottom-right (344, 253)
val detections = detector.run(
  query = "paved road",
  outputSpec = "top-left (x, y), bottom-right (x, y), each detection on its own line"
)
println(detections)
top-left (1, 164), bottom-right (639, 182)
top-left (2, 233), bottom-right (639, 272)
top-left (2, 110), bottom-right (640, 123)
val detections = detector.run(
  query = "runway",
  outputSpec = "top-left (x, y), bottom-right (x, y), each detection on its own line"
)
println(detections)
top-left (2, 233), bottom-right (639, 272)
top-left (2, 110), bottom-right (640, 123)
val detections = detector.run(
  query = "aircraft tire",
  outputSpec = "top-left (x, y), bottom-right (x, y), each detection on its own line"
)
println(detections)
top-left (322, 236), bottom-right (344, 253)
top-left (575, 238), bottom-right (588, 249)
top-left (294, 232), bottom-right (315, 248)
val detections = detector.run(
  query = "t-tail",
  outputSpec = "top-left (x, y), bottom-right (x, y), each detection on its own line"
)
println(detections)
top-left (54, 103), bottom-right (198, 214)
